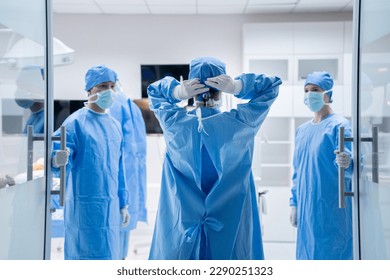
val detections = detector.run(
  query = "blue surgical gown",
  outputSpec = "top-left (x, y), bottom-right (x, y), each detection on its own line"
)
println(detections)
top-left (147, 74), bottom-right (281, 260)
top-left (108, 92), bottom-right (147, 259)
top-left (51, 194), bottom-right (64, 238)
top-left (290, 113), bottom-right (353, 260)
top-left (52, 107), bottom-right (128, 260)
top-left (23, 108), bottom-right (44, 134)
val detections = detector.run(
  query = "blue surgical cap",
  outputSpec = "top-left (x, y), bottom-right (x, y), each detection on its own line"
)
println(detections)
top-left (85, 65), bottom-right (118, 91)
top-left (189, 57), bottom-right (226, 84)
top-left (305, 71), bottom-right (334, 101)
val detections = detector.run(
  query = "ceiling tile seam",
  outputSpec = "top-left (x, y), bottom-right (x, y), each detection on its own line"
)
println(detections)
top-left (93, 0), bottom-right (105, 14)
top-left (243, 0), bottom-right (250, 14)
top-left (341, 0), bottom-right (353, 11)
top-left (290, 0), bottom-right (301, 12)
top-left (144, 0), bottom-right (153, 14)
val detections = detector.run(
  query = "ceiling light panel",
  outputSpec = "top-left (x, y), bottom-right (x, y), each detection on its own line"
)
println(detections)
top-left (298, 0), bottom-right (351, 3)
top-left (95, 0), bottom-right (146, 4)
top-left (294, 3), bottom-right (346, 12)
top-left (99, 5), bottom-right (150, 14)
top-left (53, 4), bottom-right (103, 14)
top-left (248, 0), bottom-right (298, 4)
top-left (198, 5), bottom-right (245, 14)
top-left (198, 0), bottom-right (248, 4)
top-left (54, 0), bottom-right (95, 4)
top-left (146, 0), bottom-right (195, 5)
top-left (149, 5), bottom-right (196, 14)
top-left (246, 4), bottom-right (295, 13)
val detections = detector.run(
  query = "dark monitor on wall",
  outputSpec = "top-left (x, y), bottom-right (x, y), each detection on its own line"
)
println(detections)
top-left (133, 98), bottom-right (163, 134)
top-left (140, 64), bottom-right (191, 134)
top-left (141, 64), bottom-right (189, 98)
top-left (54, 99), bottom-right (164, 135)
top-left (53, 100), bottom-right (85, 131)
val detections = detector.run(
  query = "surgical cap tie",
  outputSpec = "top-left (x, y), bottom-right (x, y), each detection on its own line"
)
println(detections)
top-left (185, 216), bottom-right (224, 243)
top-left (196, 107), bottom-right (209, 136)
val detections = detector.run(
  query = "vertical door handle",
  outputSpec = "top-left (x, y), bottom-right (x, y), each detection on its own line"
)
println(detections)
top-left (60, 125), bottom-right (66, 206)
top-left (59, 126), bottom-right (66, 207)
top-left (51, 126), bottom-right (66, 206)
top-left (361, 126), bottom-right (379, 183)
top-left (338, 126), bottom-right (354, 208)
top-left (27, 125), bottom-right (44, 181)
top-left (27, 126), bottom-right (34, 181)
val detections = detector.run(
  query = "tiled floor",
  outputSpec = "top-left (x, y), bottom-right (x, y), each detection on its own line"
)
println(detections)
top-left (263, 242), bottom-right (296, 260)
top-left (50, 234), bottom-right (296, 260)
top-left (125, 242), bottom-right (296, 260)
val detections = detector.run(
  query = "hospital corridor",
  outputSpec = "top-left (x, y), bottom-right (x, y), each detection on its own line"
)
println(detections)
top-left (1, 0), bottom-right (390, 261)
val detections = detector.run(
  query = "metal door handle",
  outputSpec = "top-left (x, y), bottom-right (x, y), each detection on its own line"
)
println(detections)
top-left (52, 126), bottom-right (66, 206)
top-left (27, 126), bottom-right (67, 208)
top-left (361, 126), bottom-right (379, 183)
top-left (338, 125), bottom-right (379, 208)
top-left (338, 126), bottom-right (354, 208)
top-left (27, 125), bottom-right (44, 181)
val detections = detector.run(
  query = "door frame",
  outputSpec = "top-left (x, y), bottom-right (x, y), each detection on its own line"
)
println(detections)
top-left (43, 0), bottom-right (54, 259)
top-left (351, 0), bottom-right (362, 260)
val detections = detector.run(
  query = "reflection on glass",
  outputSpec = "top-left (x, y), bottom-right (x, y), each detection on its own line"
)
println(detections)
top-left (14, 64), bottom-right (45, 134)
top-left (359, 0), bottom-right (390, 259)
top-left (0, 1), bottom-right (46, 259)
top-left (0, 27), bottom-right (45, 180)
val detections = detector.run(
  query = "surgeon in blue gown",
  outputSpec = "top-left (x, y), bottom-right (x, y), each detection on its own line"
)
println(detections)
top-left (52, 65), bottom-right (130, 260)
top-left (147, 56), bottom-right (282, 260)
top-left (289, 71), bottom-right (353, 260)
top-left (14, 65), bottom-right (45, 134)
top-left (108, 82), bottom-right (147, 260)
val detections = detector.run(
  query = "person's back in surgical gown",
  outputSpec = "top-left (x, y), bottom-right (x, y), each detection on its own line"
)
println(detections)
top-left (108, 88), bottom-right (147, 259)
top-left (147, 59), bottom-right (282, 259)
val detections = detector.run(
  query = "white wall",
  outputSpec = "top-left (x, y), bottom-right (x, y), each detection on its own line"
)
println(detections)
top-left (53, 12), bottom-right (352, 100)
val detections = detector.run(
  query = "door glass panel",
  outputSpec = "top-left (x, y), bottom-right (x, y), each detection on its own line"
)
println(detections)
top-left (359, 0), bottom-right (390, 259)
top-left (0, 0), bottom-right (47, 259)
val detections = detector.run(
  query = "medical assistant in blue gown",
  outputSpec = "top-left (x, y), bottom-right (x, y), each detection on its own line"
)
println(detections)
top-left (289, 72), bottom-right (353, 260)
top-left (147, 73), bottom-right (281, 260)
top-left (23, 108), bottom-right (44, 134)
top-left (52, 107), bottom-right (128, 260)
top-left (108, 90), bottom-right (147, 259)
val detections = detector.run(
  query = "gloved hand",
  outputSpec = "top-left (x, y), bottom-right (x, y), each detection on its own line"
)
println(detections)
top-left (52, 148), bottom-right (70, 168)
top-left (172, 78), bottom-right (209, 100)
top-left (120, 206), bottom-right (130, 228)
top-left (290, 206), bottom-right (297, 227)
top-left (205, 74), bottom-right (242, 94)
top-left (334, 150), bottom-right (351, 168)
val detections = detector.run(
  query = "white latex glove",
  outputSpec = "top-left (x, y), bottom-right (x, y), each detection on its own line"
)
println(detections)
top-left (52, 148), bottom-right (70, 168)
top-left (120, 207), bottom-right (130, 228)
top-left (334, 150), bottom-right (351, 168)
top-left (204, 74), bottom-right (242, 94)
top-left (172, 78), bottom-right (209, 100)
top-left (290, 206), bottom-right (297, 228)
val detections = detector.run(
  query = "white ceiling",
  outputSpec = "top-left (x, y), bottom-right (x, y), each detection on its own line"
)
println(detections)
top-left (53, 0), bottom-right (354, 15)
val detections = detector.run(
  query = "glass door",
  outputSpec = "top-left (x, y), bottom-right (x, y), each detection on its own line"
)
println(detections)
top-left (353, 0), bottom-right (390, 259)
top-left (0, 0), bottom-right (53, 259)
